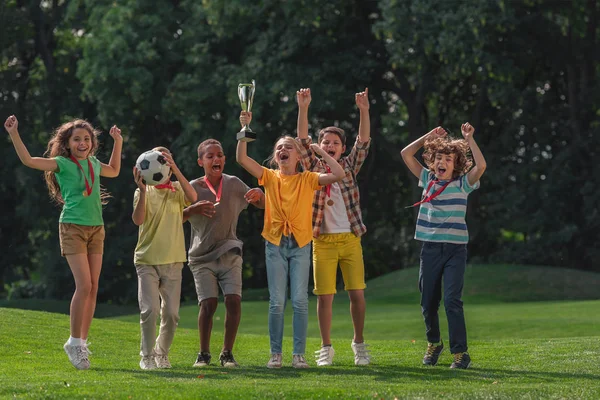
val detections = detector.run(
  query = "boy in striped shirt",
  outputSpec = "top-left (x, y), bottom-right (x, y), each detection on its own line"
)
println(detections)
top-left (401, 123), bottom-right (486, 369)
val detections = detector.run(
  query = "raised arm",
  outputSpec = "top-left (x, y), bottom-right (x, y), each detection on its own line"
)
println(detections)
top-left (236, 111), bottom-right (264, 180)
top-left (161, 151), bottom-right (198, 203)
top-left (461, 123), bottom-right (486, 186)
top-left (4, 115), bottom-right (57, 171)
top-left (132, 167), bottom-right (146, 226)
top-left (355, 88), bottom-right (370, 142)
top-left (297, 88), bottom-right (311, 140)
top-left (100, 125), bottom-right (123, 178)
top-left (310, 144), bottom-right (345, 185)
top-left (400, 127), bottom-right (446, 179)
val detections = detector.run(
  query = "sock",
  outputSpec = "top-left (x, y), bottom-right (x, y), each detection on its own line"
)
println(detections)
top-left (67, 336), bottom-right (83, 346)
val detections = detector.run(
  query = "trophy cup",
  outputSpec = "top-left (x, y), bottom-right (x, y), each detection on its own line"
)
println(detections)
top-left (237, 80), bottom-right (257, 142)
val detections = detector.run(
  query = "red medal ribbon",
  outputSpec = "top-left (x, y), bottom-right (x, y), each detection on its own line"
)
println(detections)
top-left (204, 176), bottom-right (223, 202)
top-left (324, 165), bottom-right (332, 198)
top-left (69, 155), bottom-right (94, 197)
top-left (408, 178), bottom-right (454, 208)
top-left (155, 181), bottom-right (176, 192)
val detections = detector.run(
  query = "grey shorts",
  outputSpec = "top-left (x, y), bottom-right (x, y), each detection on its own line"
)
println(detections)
top-left (189, 250), bottom-right (243, 304)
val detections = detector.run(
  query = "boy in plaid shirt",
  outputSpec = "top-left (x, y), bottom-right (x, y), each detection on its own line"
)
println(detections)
top-left (296, 87), bottom-right (371, 366)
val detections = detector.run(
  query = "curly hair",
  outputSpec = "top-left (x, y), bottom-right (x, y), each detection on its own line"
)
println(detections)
top-left (422, 136), bottom-right (472, 178)
top-left (43, 120), bottom-right (111, 205)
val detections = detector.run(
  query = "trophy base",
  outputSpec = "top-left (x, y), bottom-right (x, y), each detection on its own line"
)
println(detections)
top-left (237, 130), bottom-right (257, 142)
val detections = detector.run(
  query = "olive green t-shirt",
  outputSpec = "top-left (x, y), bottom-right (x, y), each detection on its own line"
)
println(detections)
top-left (54, 156), bottom-right (103, 226)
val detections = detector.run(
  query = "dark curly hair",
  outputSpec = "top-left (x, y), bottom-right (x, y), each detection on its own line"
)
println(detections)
top-left (422, 136), bottom-right (472, 178)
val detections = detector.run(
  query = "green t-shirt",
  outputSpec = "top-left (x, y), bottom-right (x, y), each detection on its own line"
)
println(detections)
top-left (54, 156), bottom-right (104, 226)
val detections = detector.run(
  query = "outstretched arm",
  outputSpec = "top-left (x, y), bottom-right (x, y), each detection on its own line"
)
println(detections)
top-left (400, 127), bottom-right (447, 179)
top-left (100, 125), bottom-right (123, 178)
top-left (297, 88), bottom-right (311, 140)
top-left (4, 115), bottom-right (57, 171)
top-left (161, 151), bottom-right (198, 203)
top-left (355, 88), bottom-right (370, 143)
top-left (462, 123), bottom-right (486, 186)
top-left (236, 111), bottom-right (264, 180)
top-left (311, 144), bottom-right (345, 185)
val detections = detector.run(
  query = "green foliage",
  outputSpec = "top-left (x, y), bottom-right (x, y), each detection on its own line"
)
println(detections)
top-left (1, 0), bottom-right (599, 301)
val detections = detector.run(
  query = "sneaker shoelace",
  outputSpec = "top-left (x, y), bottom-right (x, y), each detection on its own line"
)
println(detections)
top-left (425, 344), bottom-right (438, 357)
top-left (453, 353), bottom-right (464, 364)
top-left (75, 346), bottom-right (89, 363)
top-left (294, 355), bottom-right (308, 365)
top-left (354, 343), bottom-right (370, 359)
top-left (83, 343), bottom-right (92, 356)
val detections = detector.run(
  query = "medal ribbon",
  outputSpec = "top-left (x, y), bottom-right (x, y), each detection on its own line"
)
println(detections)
top-left (408, 178), bottom-right (454, 208)
top-left (204, 176), bottom-right (223, 203)
top-left (69, 155), bottom-right (94, 197)
top-left (324, 165), bottom-right (332, 198)
top-left (155, 181), bottom-right (176, 192)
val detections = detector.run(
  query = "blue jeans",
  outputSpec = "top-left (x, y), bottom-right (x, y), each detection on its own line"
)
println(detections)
top-left (265, 235), bottom-right (311, 355)
top-left (419, 242), bottom-right (468, 354)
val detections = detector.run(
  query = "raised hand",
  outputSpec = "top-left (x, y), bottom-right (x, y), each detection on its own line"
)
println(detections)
top-left (109, 125), bottom-right (122, 142)
top-left (297, 88), bottom-right (312, 109)
top-left (244, 188), bottom-right (264, 205)
top-left (133, 166), bottom-right (146, 193)
top-left (355, 88), bottom-right (369, 110)
top-left (188, 200), bottom-right (216, 218)
top-left (161, 151), bottom-right (181, 174)
top-left (426, 126), bottom-right (448, 140)
top-left (309, 143), bottom-right (326, 156)
top-left (461, 122), bottom-right (475, 141)
top-left (240, 111), bottom-right (252, 128)
top-left (4, 115), bottom-right (18, 135)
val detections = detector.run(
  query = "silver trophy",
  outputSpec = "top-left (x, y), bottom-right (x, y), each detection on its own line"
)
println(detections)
top-left (237, 80), bottom-right (257, 142)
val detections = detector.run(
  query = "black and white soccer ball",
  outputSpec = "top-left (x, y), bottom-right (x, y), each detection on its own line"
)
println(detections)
top-left (135, 150), bottom-right (171, 186)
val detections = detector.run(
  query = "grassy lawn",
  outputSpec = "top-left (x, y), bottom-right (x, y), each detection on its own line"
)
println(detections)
top-left (1, 264), bottom-right (599, 399)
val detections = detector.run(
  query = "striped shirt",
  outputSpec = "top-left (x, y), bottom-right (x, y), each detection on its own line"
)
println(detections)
top-left (299, 136), bottom-right (371, 238)
top-left (415, 169), bottom-right (479, 244)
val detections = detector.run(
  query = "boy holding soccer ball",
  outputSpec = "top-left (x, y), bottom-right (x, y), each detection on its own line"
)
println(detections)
top-left (132, 146), bottom-right (197, 370)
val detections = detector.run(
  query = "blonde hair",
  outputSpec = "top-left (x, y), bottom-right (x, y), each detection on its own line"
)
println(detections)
top-left (423, 136), bottom-right (473, 178)
top-left (266, 135), bottom-right (304, 170)
top-left (43, 120), bottom-right (111, 205)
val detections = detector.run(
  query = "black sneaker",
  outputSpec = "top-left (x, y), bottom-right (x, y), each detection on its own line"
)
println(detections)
top-left (423, 341), bottom-right (444, 366)
top-left (450, 352), bottom-right (471, 369)
top-left (193, 352), bottom-right (211, 367)
top-left (219, 350), bottom-right (240, 368)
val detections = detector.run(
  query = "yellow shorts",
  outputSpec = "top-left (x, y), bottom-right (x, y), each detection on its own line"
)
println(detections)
top-left (312, 233), bottom-right (366, 295)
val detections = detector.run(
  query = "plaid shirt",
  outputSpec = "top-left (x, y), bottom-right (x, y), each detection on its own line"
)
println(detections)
top-left (298, 136), bottom-right (371, 238)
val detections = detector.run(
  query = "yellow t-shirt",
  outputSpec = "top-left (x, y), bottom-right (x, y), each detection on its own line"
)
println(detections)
top-left (259, 167), bottom-right (321, 248)
top-left (133, 182), bottom-right (190, 265)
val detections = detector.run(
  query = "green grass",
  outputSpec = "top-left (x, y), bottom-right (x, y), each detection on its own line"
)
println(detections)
top-left (1, 264), bottom-right (600, 399)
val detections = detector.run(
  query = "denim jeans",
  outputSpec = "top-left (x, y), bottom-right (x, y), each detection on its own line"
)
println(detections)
top-left (419, 242), bottom-right (468, 354)
top-left (265, 235), bottom-right (311, 355)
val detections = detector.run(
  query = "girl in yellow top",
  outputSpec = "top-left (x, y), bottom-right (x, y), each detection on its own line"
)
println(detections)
top-left (236, 111), bottom-right (345, 369)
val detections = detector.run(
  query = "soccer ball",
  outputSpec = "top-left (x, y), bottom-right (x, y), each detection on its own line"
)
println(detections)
top-left (135, 150), bottom-right (171, 186)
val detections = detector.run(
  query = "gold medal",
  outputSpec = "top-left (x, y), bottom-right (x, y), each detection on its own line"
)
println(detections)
top-left (83, 190), bottom-right (89, 197)
top-left (327, 199), bottom-right (334, 206)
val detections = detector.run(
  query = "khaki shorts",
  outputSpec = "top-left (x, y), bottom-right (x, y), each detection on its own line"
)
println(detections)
top-left (59, 223), bottom-right (105, 256)
top-left (189, 250), bottom-right (243, 303)
top-left (312, 232), bottom-right (366, 295)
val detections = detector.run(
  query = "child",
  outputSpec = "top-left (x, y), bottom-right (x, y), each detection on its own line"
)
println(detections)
top-left (4, 115), bottom-right (122, 370)
top-left (400, 123), bottom-right (486, 369)
top-left (236, 111), bottom-right (345, 369)
top-left (185, 137), bottom-right (265, 369)
top-left (296, 88), bottom-right (372, 366)
top-left (132, 146), bottom-right (197, 370)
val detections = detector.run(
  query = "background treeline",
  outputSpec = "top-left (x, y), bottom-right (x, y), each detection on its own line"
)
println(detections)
top-left (1, 0), bottom-right (598, 304)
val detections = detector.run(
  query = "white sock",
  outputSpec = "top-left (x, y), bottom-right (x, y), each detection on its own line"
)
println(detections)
top-left (67, 336), bottom-right (83, 346)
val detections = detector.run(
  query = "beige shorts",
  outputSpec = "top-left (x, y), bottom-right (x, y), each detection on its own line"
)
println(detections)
top-left (189, 250), bottom-right (243, 303)
top-left (59, 223), bottom-right (105, 256)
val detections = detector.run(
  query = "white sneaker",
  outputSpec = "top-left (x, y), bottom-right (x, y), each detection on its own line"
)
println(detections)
top-left (351, 341), bottom-right (371, 366)
top-left (266, 353), bottom-right (282, 369)
top-left (155, 354), bottom-right (171, 369)
top-left (64, 343), bottom-right (90, 370)
top-left (315, 346), bottom-right (335, 366)
top-left (140, 355), bottom-right (157, 370)
top-left (292, 354), bottom-right (309, 369)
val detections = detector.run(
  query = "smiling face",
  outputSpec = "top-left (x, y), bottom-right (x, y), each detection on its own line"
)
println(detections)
top-left (274, 137), bottom-right (300, 170)
top-left (319, 132), bottom-right (346, 161)
top-left (198, 143), bottom-right (225, 179)
top-left (433, 152), bottom-right (456, 180)
top-left (68, 128), bottom-right (93, 160)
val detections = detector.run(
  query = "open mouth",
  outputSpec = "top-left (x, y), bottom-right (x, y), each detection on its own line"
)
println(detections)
top-left (211, 164), bottom-right (222, 172)
top-left (279, 153), bottom-right (289, 161)
top-left (327, 150), bottom-right (336, 157)
top-left (437, 167), bottom-right (447, 176)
